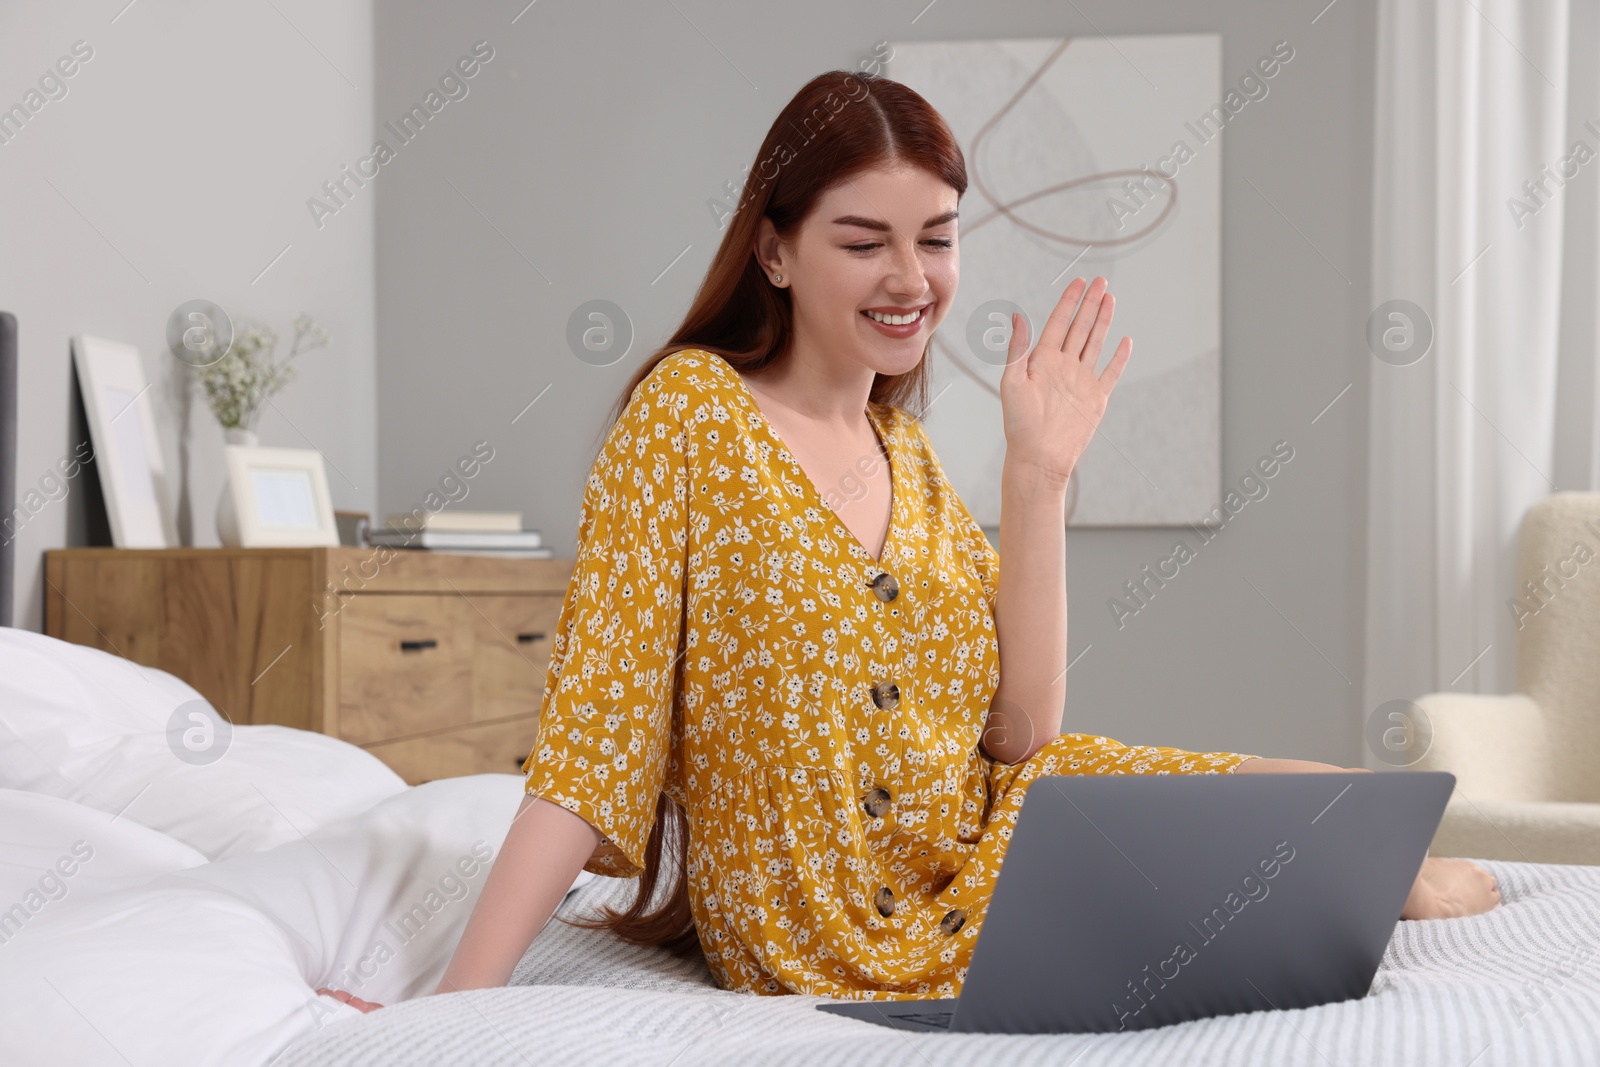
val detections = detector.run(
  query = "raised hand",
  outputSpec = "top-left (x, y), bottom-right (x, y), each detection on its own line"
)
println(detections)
top-left (999, 276), bottom-right (1132, 487)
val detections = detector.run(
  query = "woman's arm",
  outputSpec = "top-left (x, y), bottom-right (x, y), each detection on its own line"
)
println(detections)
top-left (434, 795), bottom-right (601, 995)
top-left (983, 466), bottom-right (1069, 765)
top-left (982, 276), bottom-right (1130, 766)
top-left (319, 795), bottom-right (601, 1012)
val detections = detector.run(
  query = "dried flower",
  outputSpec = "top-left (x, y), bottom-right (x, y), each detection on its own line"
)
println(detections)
top-left (193, 313), bottom-right (328, 430)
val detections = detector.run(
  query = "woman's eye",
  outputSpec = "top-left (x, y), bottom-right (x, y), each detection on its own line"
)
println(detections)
top-left (845, 239), bottom-right (955, 254)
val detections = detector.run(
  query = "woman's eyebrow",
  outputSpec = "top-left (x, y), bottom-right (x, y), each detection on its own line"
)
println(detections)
top-left (830, 210), bottom-right (959, 232)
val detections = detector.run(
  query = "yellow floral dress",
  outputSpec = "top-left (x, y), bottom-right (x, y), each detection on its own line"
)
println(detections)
top-left (522, 348), bottom-right (1256, 1001)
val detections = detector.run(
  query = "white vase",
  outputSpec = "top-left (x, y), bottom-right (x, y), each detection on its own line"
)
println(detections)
top-left (216, 428), bottom-right (260, 547)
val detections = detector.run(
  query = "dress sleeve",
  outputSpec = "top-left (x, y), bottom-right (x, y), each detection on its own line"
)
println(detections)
top-left (521, 370), bottom-right (691, 878)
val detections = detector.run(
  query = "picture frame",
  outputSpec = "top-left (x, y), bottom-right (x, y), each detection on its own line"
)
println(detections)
top-left (71, 334), bottom-right (177, 548)
top-left (333, 509), bottom-right (371, 547)
top-left (222, 445), bottom-right (340, 547)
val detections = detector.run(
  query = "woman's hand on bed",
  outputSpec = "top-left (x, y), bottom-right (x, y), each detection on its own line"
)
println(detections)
top-left (1400, 857), bottom-right (1501, 920)
top-left (317, 987), bottom-right (384, 1013)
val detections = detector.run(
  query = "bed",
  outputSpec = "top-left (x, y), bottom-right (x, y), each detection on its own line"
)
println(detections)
top-left (285, 861), bottom-right (1600, 1067)
top-left (1, 310), bottom-right (17, 627)
top-left (1, 629), bottom-right (1597, 1065)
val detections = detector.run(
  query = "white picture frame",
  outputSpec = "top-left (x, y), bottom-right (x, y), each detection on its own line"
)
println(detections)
top-left (223, 445), bottom-right (339, 547)
top-left (71, 335), bottom-right (177, 548)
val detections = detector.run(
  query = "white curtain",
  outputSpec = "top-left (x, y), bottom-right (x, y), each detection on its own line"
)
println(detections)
top-left (1365, 0), bottom-right (1600, 731)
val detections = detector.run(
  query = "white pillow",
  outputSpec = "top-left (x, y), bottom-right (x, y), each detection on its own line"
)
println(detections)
top-left (0, 773), bottom-right (593, 1066)
top-left (0, 789), bottom-right (209, 926)
top-left (172, 773), bottom-right (595, 1005)
top-left (0, 878), bottom-right (354, 1066)
top-left (0, 628), bottom-right (408, 859)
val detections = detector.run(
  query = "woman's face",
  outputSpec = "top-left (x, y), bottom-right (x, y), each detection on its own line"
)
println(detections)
top-left (759, 163), bottom-right (959, 381)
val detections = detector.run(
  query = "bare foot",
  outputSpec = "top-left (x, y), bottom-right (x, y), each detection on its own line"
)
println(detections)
top-left (1226, 762), bottom-right (1499, 919)
top-left (1401, 857), bottom-right (1501, 919)
top-left (316, 987), bottom-right (384, 1013)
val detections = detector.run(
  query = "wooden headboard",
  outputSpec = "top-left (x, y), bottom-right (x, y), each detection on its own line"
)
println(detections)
top-left (0, 312), bottom-right (16, 627)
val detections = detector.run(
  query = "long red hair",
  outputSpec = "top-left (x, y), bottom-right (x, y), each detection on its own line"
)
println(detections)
top-left (560, 68), bottom-right (969, 959)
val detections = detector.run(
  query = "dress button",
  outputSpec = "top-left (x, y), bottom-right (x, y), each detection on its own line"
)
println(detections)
top-left (869, 572), bottom-right (899, 602)
top-left (861, 787), bottom-right (892, 819)
top-left (875, 886), bottom-right (896, 917)
top-left (870, 680), bottom-right (900, 710)
top-left (940, 909), bottom-right (967, 935)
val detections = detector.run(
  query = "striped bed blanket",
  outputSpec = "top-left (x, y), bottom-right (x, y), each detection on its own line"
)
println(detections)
top-left (278, 858), bottom-right (1600, 1066)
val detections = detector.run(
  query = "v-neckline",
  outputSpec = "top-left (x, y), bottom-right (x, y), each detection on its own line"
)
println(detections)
top-left (713, 352), bottom-right (901, 569)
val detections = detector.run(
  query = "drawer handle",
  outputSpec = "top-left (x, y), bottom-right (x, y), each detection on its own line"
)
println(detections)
top-left (516, 632), bottom-right (546, 644)
top-left (399, 639), bottom-right (438, 652)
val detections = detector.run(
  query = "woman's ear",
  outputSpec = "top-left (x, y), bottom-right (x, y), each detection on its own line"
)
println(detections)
top-left (752, 217), bottom-right (786, 282)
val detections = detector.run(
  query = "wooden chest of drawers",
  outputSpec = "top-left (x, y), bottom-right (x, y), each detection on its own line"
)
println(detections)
top-left (43, 548), bottom-right (573, 784)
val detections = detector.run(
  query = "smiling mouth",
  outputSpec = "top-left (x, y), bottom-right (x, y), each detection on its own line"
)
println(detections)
top-left (862, 303), bottom-right (931, 326)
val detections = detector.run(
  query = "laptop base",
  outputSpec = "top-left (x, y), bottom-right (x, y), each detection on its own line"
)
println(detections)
top-left (816, 999), bottom-right (958, 1031)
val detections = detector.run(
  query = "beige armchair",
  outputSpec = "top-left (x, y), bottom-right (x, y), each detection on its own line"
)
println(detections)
top-left (1411, 492), bottom-right (1600, 864)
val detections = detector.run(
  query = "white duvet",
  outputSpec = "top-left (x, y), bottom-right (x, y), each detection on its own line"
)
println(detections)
top-left (0, 628), bottom-right (588, 1066)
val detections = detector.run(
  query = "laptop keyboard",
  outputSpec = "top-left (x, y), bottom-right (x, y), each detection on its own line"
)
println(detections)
top-left (893, 1010), bottom-right (954, 1029)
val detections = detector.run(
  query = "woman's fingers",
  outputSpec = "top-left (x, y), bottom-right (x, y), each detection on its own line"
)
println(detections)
top-left (1010, 275), bottom-right (1126, 381)
top-left (1004, 309), bottom-right (1032, 375)
top-left (1059, 276), bottom-right (1109, 361)
top-left (1079, 292), bottom-right (1116, 368)
top-left (1035, 276), bottom-right (1088, 355)
top-left (316, 987), bottom-right (384, 1013)
top-left (1098, 336), bottom-right (1133, 388)
top-left (1000, 310), bottom-right (1029, 395)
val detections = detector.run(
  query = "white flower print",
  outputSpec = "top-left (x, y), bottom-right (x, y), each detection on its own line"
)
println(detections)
top-left (521, 349), bottom-right (1256, 1002)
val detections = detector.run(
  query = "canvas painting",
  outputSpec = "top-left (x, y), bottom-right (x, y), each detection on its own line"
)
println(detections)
top-left (886, 35), bottom-right (1223, 526)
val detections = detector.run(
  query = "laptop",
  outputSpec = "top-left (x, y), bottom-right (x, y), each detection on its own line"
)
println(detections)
top-left (816, 770), bottom-right (1454, 1034)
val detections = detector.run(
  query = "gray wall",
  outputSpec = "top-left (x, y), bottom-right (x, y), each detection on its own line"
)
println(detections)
top-left (0, 0), bottom-right (377, 629)
top-left (400, 1), bottom-right (1371, 767)
top-left (0, 2), bottom-right (1375, 763)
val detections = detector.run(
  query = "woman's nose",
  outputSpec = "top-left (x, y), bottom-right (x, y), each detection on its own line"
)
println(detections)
top-left (884, 240), bottom-right (928, 296)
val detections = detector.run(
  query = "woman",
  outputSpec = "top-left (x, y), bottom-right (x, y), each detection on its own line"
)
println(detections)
top-left (321, 69), bottom-right (1498, 1014)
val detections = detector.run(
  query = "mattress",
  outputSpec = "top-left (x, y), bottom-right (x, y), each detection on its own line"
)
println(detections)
top-left (277, 858), bottom-right (1600, 1066)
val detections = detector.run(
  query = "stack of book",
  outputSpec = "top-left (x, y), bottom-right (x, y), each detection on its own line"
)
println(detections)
top-left (368, 511), bottom-right (552, 558)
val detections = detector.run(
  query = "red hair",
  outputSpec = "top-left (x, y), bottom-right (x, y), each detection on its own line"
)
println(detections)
top-left (561, 68), bottom-right (969, 959)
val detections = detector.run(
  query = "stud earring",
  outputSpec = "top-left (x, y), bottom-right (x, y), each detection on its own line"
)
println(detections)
top-left (773, 273), bottom-right (782, 284)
